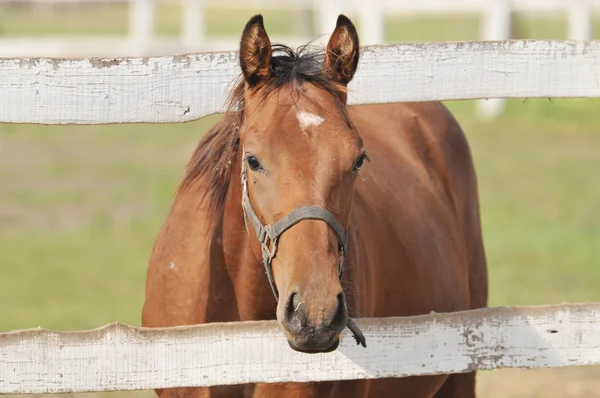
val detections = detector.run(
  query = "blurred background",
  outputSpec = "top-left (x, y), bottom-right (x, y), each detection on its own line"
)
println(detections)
top-left (1, 0), bottom-right (600, 396)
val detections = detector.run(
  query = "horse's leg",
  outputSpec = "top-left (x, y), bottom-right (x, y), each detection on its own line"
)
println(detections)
top-left (251, 382), bottom-right (336, 398)
top-left (367, 376), bottom-right (448, 398)
top-left (432, 372), bottom-right (477, 398)
top-left (154, 385), bottom-right (246, 398)
top-left (155, 387), bottom-right (210, 398)
top-left (331, 379), bottom-right (371, 398)
top-left (250, 379), bottom-right (370, 397)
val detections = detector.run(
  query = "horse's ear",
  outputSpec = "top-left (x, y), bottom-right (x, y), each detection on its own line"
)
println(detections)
top-left (239, 14), bottom-right (272, 88)
top-left (323, 14), bottom-right (360, 86)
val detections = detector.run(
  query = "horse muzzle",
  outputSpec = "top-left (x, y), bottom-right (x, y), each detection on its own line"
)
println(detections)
top-left (279, 289), bottom-right (348, 353)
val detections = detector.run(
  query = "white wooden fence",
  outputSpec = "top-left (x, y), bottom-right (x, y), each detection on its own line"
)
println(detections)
top-left (1, 39), bottom-right (600, 393)
top-left (1, 0), bottom-right (598, 118)
top-left (1, 303), bottom-right (600, 394)
top-left (2, 40), bottom-right (600, 124)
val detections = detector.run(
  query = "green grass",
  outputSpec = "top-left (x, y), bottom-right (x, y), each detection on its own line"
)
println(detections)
top-left (462, 105), bottom-right (600, 305)
top-left (2, 100), bottom-right (599, 332)
top-left (0, 5), bottom-right (598, 328)
top-left (0, 7), bottom-right (599, 397)
top-left (0, 119), bottom-right (217, 331)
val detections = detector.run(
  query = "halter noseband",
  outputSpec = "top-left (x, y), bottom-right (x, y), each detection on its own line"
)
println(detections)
top-left (240, 154), bottom-right (366, 347)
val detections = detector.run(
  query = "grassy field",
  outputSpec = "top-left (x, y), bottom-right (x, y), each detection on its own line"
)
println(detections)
top-left (1, 5), bottom-right (600, 398)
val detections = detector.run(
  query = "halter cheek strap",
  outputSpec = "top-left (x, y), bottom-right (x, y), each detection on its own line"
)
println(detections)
top-left (240, 155), bottom-right (366, 347)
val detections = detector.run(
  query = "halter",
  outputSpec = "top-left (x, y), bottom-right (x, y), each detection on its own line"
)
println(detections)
top-left (240, 154), bottom-right (366, 347)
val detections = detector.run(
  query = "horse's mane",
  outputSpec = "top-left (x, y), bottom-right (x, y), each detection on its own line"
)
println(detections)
top-left (176, 43), bottom-right (350, 213)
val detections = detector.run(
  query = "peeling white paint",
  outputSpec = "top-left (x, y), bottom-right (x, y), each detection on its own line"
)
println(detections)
top-left (2, 41), bottom-right (598, 124)
top-left (1, 303), bottom-right (600, 393)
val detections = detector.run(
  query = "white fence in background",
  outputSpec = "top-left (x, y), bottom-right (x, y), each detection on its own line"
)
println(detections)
top-left (0, 37), bottom-right (599, 392)
top-left (1, 0), bottom-right (597, 52)
top-left (0, 0), bottom-right (598, 117)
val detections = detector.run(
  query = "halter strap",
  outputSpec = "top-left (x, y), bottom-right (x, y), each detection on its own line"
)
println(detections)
top-left (270, 206), bottom-right (348, 254)
top-left (240, 155), bottom-right (366, 347)
top-left (241, 164), bottom-right (347, 298)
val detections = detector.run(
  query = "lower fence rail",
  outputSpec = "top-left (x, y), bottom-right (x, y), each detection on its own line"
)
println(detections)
top-left (0, 303), bottom-right (599, 394)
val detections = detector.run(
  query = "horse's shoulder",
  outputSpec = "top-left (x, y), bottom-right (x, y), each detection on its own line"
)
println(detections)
top-left (350, 102), bottom-right (477, 226)
top-left (349, 101), bottom-right (471, 174)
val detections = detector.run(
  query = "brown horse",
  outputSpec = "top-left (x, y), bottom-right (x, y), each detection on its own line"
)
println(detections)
top-left (142, 14), bottom-right (488, 398)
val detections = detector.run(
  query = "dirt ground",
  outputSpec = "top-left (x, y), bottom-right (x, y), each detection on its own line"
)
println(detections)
top-left (477, 367), bottom-right (600, 397)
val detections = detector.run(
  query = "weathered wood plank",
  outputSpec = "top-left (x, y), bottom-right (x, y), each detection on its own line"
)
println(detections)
top-left (1, 40), bottom-right (599, 124)
top-left (0, 303), bottom-right (599, 394)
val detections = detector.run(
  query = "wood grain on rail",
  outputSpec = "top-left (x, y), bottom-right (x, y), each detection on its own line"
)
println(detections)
top-left (1, 303), bottom-right (599, 394)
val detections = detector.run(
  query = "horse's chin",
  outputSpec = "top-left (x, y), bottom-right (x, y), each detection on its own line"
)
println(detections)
top-left (286, 338), bottom-right (340, 354)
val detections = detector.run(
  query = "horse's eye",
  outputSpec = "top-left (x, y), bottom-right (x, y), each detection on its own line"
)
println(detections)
top-left (352, 152), bottom-right (368, 173)
top-left (246, 155), bottom-right (262, 171)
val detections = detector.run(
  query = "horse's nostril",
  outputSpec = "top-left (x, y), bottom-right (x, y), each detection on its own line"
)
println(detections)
top-left (282, 290), bottom-right (346, 339)
top-left (331, 292), bottom-right (347, 330)
top-left (285, 291), bottom-right (300, 318)
top-left (337, 292), bottom-right (345, 311)
top-left (283, 291), bottom-right (304, 332)
top-left (293, 292), bottom-right (302, 312)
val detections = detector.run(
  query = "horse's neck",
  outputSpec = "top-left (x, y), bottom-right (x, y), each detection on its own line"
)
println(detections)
top-left (143, 167), bottom-right (275, 329)
top-left (219, 164), bottom-right (279, 321)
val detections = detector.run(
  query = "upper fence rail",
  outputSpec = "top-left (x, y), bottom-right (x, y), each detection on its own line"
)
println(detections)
top-left (1, 303), bottom-right (599, 394)
top-left (1, 40), bottom-right (599, 125)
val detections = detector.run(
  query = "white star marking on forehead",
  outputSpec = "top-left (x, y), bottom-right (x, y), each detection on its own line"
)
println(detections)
top-left (297, 111), bottom-right (325, 135)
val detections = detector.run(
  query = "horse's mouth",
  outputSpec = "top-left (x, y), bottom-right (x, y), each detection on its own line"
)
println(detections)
top-left (286, 337), bottom-right (340, 354)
